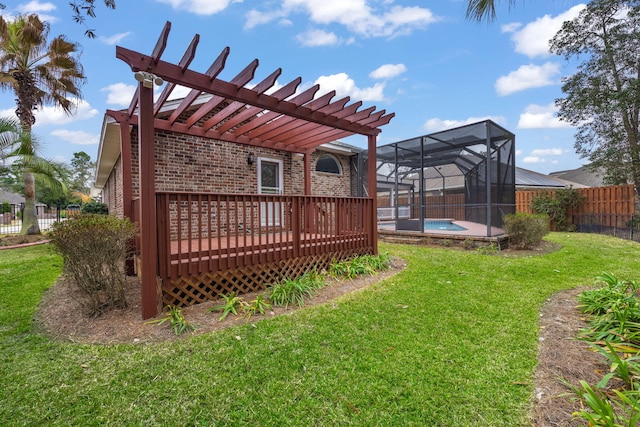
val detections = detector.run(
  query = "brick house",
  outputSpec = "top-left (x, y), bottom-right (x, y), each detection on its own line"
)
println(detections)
top-left (93, 22), bottom-right (393, 318)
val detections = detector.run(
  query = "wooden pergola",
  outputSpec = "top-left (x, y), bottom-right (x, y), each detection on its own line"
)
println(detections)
top-left (107, 22), bottom-right (394, 318)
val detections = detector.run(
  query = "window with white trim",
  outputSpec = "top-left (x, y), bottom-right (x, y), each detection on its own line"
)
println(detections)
top-left (315, 154), bottom-right (342, 175)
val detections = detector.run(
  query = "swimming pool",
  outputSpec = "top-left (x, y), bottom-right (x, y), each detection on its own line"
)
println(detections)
top-left (424, 220), bottom-right (467, 231)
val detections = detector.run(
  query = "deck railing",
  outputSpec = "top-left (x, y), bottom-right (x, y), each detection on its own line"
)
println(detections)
top-left (156, 192), bottom-right (373, 280)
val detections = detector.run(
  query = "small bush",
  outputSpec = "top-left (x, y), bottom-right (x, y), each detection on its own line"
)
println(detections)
top-left (531, 188), bottom-right (585, 231)
top-left (502, 213), bottom-right (549, 249)
top-left (476, 243), bottom-right (499, 255)
top-left (461, 238), bottom-right (475, 250)
top-left (81, 201), bottom-right (109, 215)
top-left (49, 214), bottom-right (137, 316)
top-left (1, 201), bottom-right (11, 214)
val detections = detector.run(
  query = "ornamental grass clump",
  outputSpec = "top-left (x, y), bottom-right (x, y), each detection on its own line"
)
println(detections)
top-left (49, 214), bottom-right (137, 316)
top-left (568, 273), bottom-right (640, 426)
top-left (267, 271), bottom-right (325, 308)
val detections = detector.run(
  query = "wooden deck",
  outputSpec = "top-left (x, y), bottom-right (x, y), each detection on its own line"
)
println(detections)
top-left (165, 230), bottom-right (370, 279)
top-left (149, 192), bottom-right (375, 280)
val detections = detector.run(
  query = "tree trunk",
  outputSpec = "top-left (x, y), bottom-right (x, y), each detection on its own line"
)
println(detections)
top-left (21, 171), bottom-right (41, 235)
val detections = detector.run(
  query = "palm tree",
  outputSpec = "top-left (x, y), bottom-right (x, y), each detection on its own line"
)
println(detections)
top-left (466, 0), bottom-right (519, 22)
top-left (0, 14), bottom-right (85, 234)
top-left (0, 117), bottom-right (66, 234)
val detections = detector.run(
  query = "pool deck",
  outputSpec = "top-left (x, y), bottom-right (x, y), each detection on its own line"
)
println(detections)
top-left (378, 219), bottom-right (508, 247)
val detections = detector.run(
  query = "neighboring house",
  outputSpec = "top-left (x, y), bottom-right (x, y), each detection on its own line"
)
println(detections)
top-left (93, 22), bottom-right (393, 318)
top-left (0, 189), bottom-right (24, 205)
top-left (0, 189), bottom-right (47, 217)
top-left (549, 165), bottom-right (606, 188)
top-left (516, 167), bottom-right (587, 190)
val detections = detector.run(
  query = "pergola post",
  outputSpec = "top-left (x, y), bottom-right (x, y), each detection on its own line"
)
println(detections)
top-left (368, 134), bottom-right (378, 254)
top-left (119, 122), bottom-right (135, 276)
top-left (138, 82), bottom-right (160, 319)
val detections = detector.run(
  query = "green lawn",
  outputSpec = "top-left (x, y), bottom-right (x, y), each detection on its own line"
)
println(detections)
top-left (1, 233), bottom-right (639, 426)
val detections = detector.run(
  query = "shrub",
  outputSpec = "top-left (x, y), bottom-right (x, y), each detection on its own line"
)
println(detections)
top-left (49, 214), bottom-right (137, 316)
top-left (461, 238), bottom-right (475, 250)
top-left (80, 201), bottom-right (109, 215)
top-left (1, 201), bottom-right (11, 214)
top-left (531, 188), bottom-right (585, 231)
top-left (502, 212), bottom-right (549, 249)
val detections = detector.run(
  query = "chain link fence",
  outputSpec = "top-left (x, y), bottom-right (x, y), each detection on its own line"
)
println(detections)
top-left (572, 213), bottom-right (640, 243)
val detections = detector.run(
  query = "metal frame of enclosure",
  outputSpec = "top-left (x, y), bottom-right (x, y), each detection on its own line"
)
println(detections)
top-left (375, 120), bottom-right (516, 237)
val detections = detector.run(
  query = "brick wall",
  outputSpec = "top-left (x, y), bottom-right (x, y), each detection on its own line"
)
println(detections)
top-left (129, 129), bottom-right (354, 198)
top-left (100, 129), bottom-right (356, 219)
top-left (310, 151), bottom-right (353, 197)
top-left (103, 155), bottom-right (123, 217)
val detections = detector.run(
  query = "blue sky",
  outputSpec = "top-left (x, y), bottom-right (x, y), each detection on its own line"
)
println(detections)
top-left (1, 0), bottom-right (589, 175)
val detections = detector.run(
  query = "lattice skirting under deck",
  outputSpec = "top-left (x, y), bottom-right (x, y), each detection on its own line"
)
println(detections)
top-left (161, 248), bottom-right (372, 307)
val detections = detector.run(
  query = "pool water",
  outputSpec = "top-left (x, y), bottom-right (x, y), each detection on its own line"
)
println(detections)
top-left (425, 220), bottom-right (467, 231)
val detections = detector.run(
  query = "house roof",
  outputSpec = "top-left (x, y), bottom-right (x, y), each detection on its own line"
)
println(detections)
top-left (0, 189), bottom-right (24, 204)
top-left (516, 167), bottom-right (586, 189)
top-left (549, 165), bottom-right (605, 188)
top-left (95, 21), bottom-right (392, 188)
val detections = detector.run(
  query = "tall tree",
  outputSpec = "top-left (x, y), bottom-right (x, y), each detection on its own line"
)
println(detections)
top-left (0, 14), bottom-right (85, 234)
top-left (69, 151), bottom-right (94, 194)
top-left (550, 0), bottom-right (640, 197)
top-left (0, 117), bottom-right (66, 234)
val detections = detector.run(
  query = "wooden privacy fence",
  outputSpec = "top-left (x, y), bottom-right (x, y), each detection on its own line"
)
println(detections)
top-left (377, 193), bottom-right (466, 220)
top-left (516, 184), bottom-right (636, 228)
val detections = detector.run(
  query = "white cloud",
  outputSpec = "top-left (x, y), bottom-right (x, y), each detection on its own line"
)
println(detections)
top-left (423, 116), bottom-right (507, 132)
top-left (155, 0), bottom-right (241, 15)
top-left (32, 100), bottom-right (98, 126)
top-left (522, 156), bottom-right (544, 164)
top-left (531, 148), bottom-right (564, 156)
top-left (0, 107), bottom-right (16, 119)
top-left (296, 29), bottom-right (340, 46)
top-left (315, 73), bottom-right (385, 102)
top-left (245, 9), bottom-right (288, 29)
top-left (500, 22), bottom-right (521, 33)
top-left (101, 83), bottom-right (137, 107)
top-left (495, 62), bottom-right (560, 96)
top-left (504, 4), bottom-right (586, 58)
top-left (99, 32), bottom-right (131, 46)
top-left (521, 153), bottom-right (561, 165)
top-left (247, 1), bottom-right (439, 38)
top-left (517, 103), bottom-right (573, 129)
top-left (50, 129), bottom-right (99, 146)
top-left (14, 1), bottom-right (57, 22)
top-left (370, 63), bottom-right (407, 79)
top-left (17, 1), bottom-right (56, 12)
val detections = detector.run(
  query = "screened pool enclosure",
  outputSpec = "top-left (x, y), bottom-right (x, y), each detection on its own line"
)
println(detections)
top-left (374, 120), bottom-right (516, 237)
